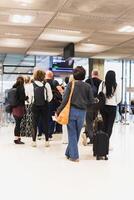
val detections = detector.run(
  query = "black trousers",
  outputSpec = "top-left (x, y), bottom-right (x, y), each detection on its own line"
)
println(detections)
top-left (32, 105), bottom-right (49, 142)
top-left (100, 105), bottom-right (116, 138)
top-left (14, 116), bottom-right (23, 137)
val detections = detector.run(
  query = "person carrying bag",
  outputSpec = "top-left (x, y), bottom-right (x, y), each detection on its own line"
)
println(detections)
top-left (55, 80), bottom-right (75, 125)
top-left (56, 66), bottom-right (94, 162)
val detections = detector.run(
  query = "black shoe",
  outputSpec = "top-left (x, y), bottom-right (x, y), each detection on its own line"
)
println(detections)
top-left (38, 133), bottom-right (42, 137)
top-left (66, 155), bottom-right (70, 160)
top-left (49, 135), bottom-right (53, 141)
top-left (87, 140), bottom-right (93, 145)
top-left (14, 139), bottom-right (25, 144)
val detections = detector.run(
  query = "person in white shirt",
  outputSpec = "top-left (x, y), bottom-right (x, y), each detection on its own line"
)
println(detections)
top-left (98, 70), bottom-right (121, 139)
top-left (30, 70), bottom-right (53, 147)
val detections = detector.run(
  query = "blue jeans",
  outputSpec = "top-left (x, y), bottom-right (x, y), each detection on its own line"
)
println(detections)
top-left (65, 107), bottom-right (86, 160)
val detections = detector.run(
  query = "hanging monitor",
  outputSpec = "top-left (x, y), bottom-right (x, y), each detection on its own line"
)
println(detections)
top-left (63, 43), bottom-right (74, 60)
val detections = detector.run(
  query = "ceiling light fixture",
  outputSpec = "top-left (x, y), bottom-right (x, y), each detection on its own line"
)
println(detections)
top-left (21, 3), bottom-right (28, 6)
top-left (56, 29), bottom-right (82, 34)
top-left (76, 43), bottom-right (110, 52)
top-left (28, 51), bottom-right (61, 56)
top-left (40, 34), bottom-right (85, 42)
top-left (0, 38), bottom-right (29, 48)
top-left (14, 0), bottom-right (32, 3)
top-left (118, 26), bottom-right (134, 33)
top-left (10, 14), bottom-right (33, 24)
top-left (5, 33), bottom-right (22, 36)
top-left (14, 0), bottom-right (32, 6)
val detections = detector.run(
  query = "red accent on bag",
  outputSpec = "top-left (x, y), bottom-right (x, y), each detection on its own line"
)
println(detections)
top-left (12, 106), bottom-right (25, 117)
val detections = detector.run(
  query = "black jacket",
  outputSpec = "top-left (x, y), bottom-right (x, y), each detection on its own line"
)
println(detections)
top-left (13, 85), bottom-right (26, 106)
top-left (86, 77), bottom-right (102, 97)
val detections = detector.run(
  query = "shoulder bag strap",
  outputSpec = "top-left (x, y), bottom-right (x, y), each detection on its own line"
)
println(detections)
top-left (68, 80), bottom-right (75, 103)
top-left (101, 81), bottom-right (105, 92)
top-left (43, 82), bottom-right (48, 101)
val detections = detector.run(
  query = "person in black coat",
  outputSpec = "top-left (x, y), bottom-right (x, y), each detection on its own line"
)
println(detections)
top-left (12, 76), bottom-right (27, 144)
top-left (82, 69), bottom-right (102, 145)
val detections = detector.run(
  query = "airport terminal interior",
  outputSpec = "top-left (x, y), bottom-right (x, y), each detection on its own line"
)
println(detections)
top-left (0, 0), bottom-right (134, 199)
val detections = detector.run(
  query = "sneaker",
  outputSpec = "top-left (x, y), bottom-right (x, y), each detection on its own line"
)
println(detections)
top-left (38, 136), bottom-right (42, 140)
top-left (62, 141), bottom-right (68, 144)
top-left (14, 139), bottom-right (25, 144)
top-left (49, 137), bottom-right (53, 141)
top-left (82, 133), bottom-right (87, 146)
top-left (31, 141), bottom-right (37, 147)
top-left (45, 141), bottom-right (50, 147)
top-left (87, 141), bottom-right (93, 145)
top-left (66, 155), bottom-right (70, 160)
top-left (87, 138), bottom-right (93, 145)
top-left (69, 158), bottom-right (79, 162)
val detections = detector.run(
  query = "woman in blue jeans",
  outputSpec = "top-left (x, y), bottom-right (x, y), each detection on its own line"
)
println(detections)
top-left (56, 66), bottom-right (94, 162)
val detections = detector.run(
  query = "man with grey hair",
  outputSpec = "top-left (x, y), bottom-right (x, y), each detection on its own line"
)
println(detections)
top-left (45, 70), bottom-right (63, 139)
top-left (82, 69), bottom-right (102, 145)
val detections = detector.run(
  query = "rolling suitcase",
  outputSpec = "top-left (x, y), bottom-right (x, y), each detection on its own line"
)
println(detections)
top-left (93, 130), bottom-right (109, 160)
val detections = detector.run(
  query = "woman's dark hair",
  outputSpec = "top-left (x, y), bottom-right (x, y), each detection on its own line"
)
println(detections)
top-left (105, 70), bottom-right (117, 98)
top-left (14, 76), bottom-right (24, 87)
top-left (73, 66), bottom-right (85, 80)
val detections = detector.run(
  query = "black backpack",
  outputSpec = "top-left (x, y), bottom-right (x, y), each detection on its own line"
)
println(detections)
top-left (33, 82), bottom-right (47, 106)
top-left (97, 91), bottom-right (106, 109)
top-left (7, 88), bottom-right (18, 107)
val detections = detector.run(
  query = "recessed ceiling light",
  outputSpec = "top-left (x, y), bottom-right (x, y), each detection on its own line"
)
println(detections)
top-left (14, 0), bottom-right (32, 4)
top-left (118, 26), bottom-right (134, 33)
top-left (76, 43), bottom-right (110, 52)
top-left (5, 33), bottom-right (22, 36)
top-left (56, 29), bottom-right (82, 34)
top-left (14, 0), bottom-right (32, 6)
top-left (40, 34), bottom-right (85, 42)
top-left (0, 38), bottom-right (30, 48)
top-left (10, 15), bottom-right (33, 24)
top-left (21, 3), bottom-right (28, 6)
top-left (28, 51), bottom-right (61, 56)
top-left (39, 28), bottom-right (88, 42)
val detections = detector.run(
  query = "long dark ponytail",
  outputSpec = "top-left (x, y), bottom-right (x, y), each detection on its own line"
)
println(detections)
top-left (105, 70), bottom-right (117, 98)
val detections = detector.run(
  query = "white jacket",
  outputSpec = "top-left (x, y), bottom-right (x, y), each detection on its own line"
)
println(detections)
top-left (24, 81), bottom-right (53, 104)
top-left (98, 82), bottom-right (121, 106)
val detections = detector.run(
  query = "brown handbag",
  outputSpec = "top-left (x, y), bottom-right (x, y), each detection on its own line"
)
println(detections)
top-left (56, 81), bottom-right (75, 125)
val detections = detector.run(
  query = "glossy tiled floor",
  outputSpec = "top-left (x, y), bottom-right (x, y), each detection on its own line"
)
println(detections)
top-left (0, 123), bottom-right (134, 200)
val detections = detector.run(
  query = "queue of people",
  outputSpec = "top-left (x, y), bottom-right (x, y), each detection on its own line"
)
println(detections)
top-left (7, 66), bottom-right (121, 162)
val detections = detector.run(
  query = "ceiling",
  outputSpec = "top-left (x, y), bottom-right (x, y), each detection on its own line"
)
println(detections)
top-left (0, 0), bottom-right (134, 59)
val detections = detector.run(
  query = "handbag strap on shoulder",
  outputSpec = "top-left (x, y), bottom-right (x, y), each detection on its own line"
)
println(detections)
top-left (101, 81), bottom-right (105, 92)
top-left (68, 80), bottom-right (75, 102)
